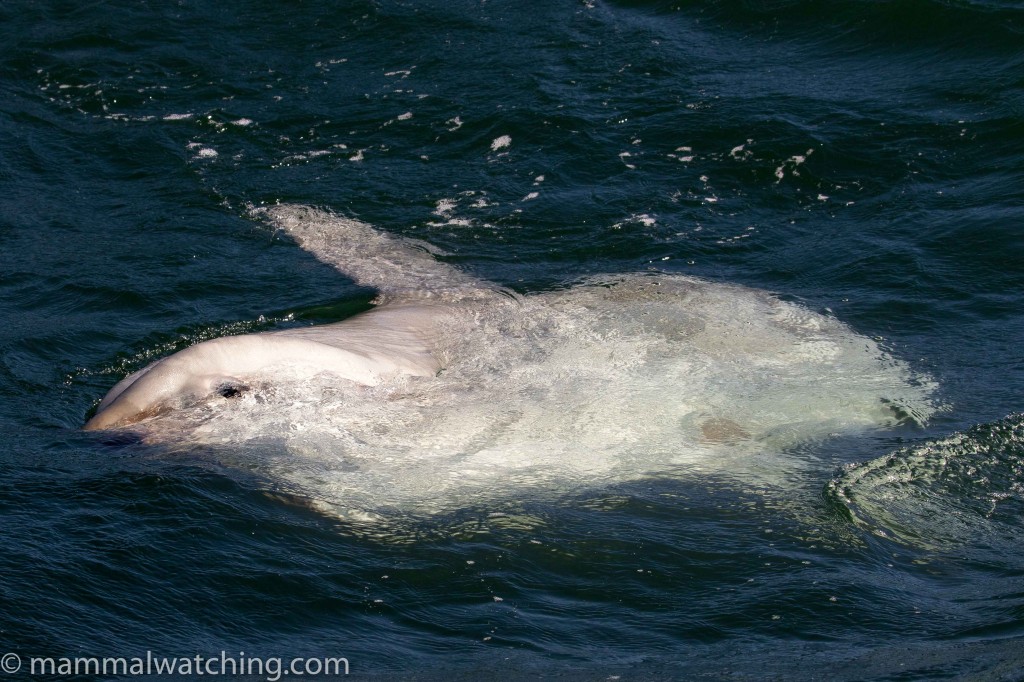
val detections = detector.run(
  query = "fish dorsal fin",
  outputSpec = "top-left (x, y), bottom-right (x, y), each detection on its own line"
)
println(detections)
top-left (259, 204), bottom-right (493, 302)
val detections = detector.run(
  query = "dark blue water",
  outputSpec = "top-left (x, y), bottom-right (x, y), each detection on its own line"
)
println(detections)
top-left (2, 0), bottom-right (1023, 679)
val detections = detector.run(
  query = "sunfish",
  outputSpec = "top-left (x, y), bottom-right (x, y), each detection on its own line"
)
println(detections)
top-left (84, 205), bottom-right (937, 516)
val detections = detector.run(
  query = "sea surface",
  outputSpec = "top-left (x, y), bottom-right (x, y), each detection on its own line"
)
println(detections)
top-left (2, 1), bottom-right (1024, 680)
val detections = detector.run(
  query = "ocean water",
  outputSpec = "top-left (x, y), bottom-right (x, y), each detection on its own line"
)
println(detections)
top-left (2, 0), bottom-right (1023, 679)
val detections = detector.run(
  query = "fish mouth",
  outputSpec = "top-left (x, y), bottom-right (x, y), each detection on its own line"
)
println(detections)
top-left (83, 402), bottom-right (171, 431)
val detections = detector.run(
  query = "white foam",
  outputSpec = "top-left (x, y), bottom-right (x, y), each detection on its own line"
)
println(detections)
top-left (273, 147), bottom-right (345, 169)
top-left (611, 213), bottom-right (657, 230)
top-left (730, 140), bottom-right (753, 160)
top-left (775, 149), bottom-right (814, 182)
top-left (430, 195), bottom-right (484, 227)
top-left (186, 144), bottom-right (218, 160)
top-left (434, 198), bottom-right (457, 216)
top-left (315, 58), bottom-right (348, 68)
top-left (490, 135), bottom-right (511, 151)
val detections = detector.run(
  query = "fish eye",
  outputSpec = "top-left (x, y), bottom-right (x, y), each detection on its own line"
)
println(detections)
top-left (217, 383), bottom-right (248, 399)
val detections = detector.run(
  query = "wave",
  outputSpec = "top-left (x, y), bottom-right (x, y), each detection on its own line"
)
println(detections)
top-left (828, 413), bottom-right (1024, 552)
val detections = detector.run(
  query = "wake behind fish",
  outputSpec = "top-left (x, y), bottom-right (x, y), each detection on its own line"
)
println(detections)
top-left (90, 206), bottom-right (939, 521)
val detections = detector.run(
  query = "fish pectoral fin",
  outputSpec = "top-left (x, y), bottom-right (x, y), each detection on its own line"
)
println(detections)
top-left (699, 417), bottom-right (751, 444)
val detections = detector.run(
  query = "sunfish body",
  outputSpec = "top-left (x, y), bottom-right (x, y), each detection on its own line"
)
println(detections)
top-left (85, 205), bottom-right (938, 517)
